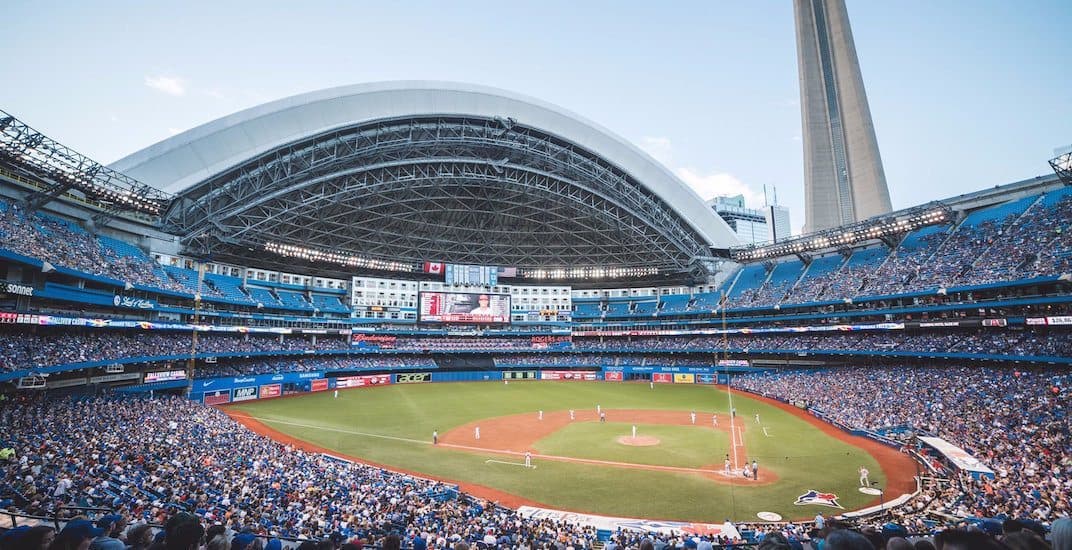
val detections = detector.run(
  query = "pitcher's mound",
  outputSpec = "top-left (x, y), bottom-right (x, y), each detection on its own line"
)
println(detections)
top-left (617, 435), bottom-right (660, 446)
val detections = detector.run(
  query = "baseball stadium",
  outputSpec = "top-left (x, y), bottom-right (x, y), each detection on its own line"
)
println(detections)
top-left (1, 5), bottom-right (1071, 550)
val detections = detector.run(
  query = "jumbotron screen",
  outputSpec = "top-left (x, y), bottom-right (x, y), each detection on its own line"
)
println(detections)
top-left (419, 292), bottom-right (511, 324)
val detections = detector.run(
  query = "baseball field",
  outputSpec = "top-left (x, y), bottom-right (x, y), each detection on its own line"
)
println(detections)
top-left (225, 381), bottom-right (916, 523)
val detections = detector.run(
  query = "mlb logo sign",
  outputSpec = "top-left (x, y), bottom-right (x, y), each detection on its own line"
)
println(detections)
top-left (794, 490), bottom-right (843, 508)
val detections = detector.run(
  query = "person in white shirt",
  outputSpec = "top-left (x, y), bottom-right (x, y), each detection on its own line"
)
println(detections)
top-left (474, 426), bottom-right (480, 440)
top-left (524, 452), bottom-right (532, 468)
top-left (569, 409), bottom-right (575, 420)
top-left (859, 466), bottom-right (870, 486)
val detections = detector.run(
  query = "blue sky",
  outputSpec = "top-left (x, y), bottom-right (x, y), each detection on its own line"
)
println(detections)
top-left (3, 0), bottom-right (1070, 235)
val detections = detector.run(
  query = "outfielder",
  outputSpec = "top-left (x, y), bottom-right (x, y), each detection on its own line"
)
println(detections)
top-left (433, 430), bottom-right (438, 445)
top-left (712, 415), bottom-right (718, 427)
top-left (333, 389), bottom-right (338, 399)
top-left (754, 413), bottom-right (761, 424)
top-left (632, 425), bottom-right (637, 439)
top-left (538, 410), bottom-right (543, 421)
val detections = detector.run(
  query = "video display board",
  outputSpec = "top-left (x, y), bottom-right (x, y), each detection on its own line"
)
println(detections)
top-left (419, 292), bottom-right (510, 324)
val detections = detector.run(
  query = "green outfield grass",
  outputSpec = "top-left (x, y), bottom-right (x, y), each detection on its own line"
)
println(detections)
top-left (230, 381), bottom-right (887, 522)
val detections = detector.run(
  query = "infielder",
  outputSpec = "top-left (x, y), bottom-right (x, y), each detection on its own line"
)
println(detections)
top-left (538, 410), bottom-right (543, 421)
top-left (723, 457), bottom-right (731, 474)
top-left (597, 404), bottom-right (601, 414)
top-left (569, 409), bottom-right (575, 421)
top-left (859, 466), bottom-right (870, 487)
top-left (599, 411), bottom-right (606, 423)
top-left (433, 430), bottom-right (438, 445)
top-left (474, 426), bottom-right (480, 440)
top-left (712, 415), bottom-right (718, 427)
top-left (690, 410), bottom-right (696, 424)
top-left (525, 452), bottom-right (532, 468)
top-left (632, 425), bottom-right (637, 439)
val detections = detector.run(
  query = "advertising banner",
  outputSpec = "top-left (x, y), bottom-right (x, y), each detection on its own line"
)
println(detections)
top-left (310, 379), bottom-right (329, 392)
top-left (673, 373), bottom-right (696, 384)
top-left (203, 389), bottom-right (232, 405)
top-left (351, 333), bottom-right (397, 348)
top-left (335, 374), bottom-right (392, 388)
top-left (395, 372), bottom-right (432, 384)
top-left (232, 386), bottom-right (258, 402)
top-left (604, 371), bottom-right (623, 382)
top-left (144, 370), bottom-right (186, 383)
top-left (259, 384), bottom-right (282, 399)
top-left (695, 374), bottom-right (716, 385)
top-left (652, 372), bottom-right (673, 383)
top-left (540, 370), bottom-right (598, 381)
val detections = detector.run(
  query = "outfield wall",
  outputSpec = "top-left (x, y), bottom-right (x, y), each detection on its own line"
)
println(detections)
top-left (186, 367), bottom-right (736, 403)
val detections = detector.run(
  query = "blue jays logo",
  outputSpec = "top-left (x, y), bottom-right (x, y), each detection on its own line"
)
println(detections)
top-left (794, 490), bottom-right (843, 508)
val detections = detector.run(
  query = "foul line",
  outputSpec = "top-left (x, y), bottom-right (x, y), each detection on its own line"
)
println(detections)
top-left (227, 413), bottom-right (431, 445)
top-left (486, 459), bottom-right (535, 469)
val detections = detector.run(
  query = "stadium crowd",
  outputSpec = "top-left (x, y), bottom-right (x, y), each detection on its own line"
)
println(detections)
top-left (734, 366), bottom-right (1072, 524)
top-left (3, 329), bottom-right (1070, 374)
top-left (0, 201), bottom-right (188, 294)
top-left (0, 395), bottom-right (607, 548)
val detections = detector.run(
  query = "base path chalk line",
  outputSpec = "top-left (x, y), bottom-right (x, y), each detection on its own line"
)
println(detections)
top-left (486, 459), bottom-right (536, 469)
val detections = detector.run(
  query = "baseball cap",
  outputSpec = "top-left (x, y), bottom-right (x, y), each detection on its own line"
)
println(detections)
top-left (232, 532), bottom-right (258, 550)
top-left (97, 514), bottom-right (124, 530)
top-left (61, 520), bottom-right (105, 541)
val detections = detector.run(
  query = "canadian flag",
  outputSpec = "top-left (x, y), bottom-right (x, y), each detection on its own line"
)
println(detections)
top-left (423, 262), bottom-right (444, 274)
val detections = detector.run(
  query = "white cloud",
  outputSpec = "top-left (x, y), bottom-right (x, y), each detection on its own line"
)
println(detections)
top-left (636, 135), bottom-right (768, 208)
top-left (638, 136), bottom-right (674, 166)
top-left (145, 75), bottom-right (187, 96)
top-left (675, 167), bottom-right (765, 207)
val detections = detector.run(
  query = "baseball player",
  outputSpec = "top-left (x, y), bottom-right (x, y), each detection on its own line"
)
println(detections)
top-left (597, 404), bottom-right (601, 415)
top-left (712, 415), bottom-right (718, 427)
top-left (650, 380), bottom-right (654, 390)
top-left (690, 410), bottom-right (696, 424)
top-left (474, 426), bottom-right (480, 440)
top-left (632, 425), bottom-right (637, 439)
top-left (723, 456), bottom-right (731, 474)
top-left (333, 389), bottom-right (338, 399)
top-left (600, 411), bottom-right (606, 423)
top-left (433, 430), bottom-right (438, 445)
top-left (754, 413), bottom-right (761, 424)
top-left (752, 459), bottom-right (758, 480)
top-left (525, 452), bottom-right (532, 468)
top-left (859, 466), bottom-right (870, 487)
top-left (538, 410), bottom-right (543, 421)
top-left (569, 409), bottom-right (575, 421)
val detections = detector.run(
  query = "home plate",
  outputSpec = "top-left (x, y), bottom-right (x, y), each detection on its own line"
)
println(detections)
top-left (757, 512), bottom-right (782, 521)
top-left (859, 487), bottom-right (882, 495)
